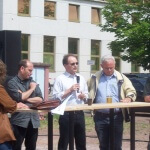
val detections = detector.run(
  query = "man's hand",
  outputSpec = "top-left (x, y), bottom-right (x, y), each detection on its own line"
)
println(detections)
top-left (70, 84), bottom-right (80, 92)
top-left (62, 84), bottom-right (80, 99)
top-left (30, 82), bottom-right (37, 91)
top-left (17, 102), bottom-right (29, 109)
top-left (18, 90), bottom-right (22, 93)
top-left (39, 112), bottom-right (46, 120)
top-left (144, 95), bottom-right (150, 102)
top-left (120, 97), bottom-right (132, 103)
top-left (21, 82), bottom-right (38, 100)
top-left (78, 92), bottom-right (86, 101)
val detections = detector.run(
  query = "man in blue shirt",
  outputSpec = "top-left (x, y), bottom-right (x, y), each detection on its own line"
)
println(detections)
top-left (88, 55), bottom-right (136, 150)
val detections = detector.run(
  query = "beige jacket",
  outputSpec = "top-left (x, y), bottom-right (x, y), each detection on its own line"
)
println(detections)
top-left (87, 70), bottom-right (136, 121)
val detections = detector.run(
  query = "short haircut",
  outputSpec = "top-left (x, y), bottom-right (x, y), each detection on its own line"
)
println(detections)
top-left (0, 59), bottom-right (6, 84)
top-left (18, 59), bottom-right (31, 71)
top-left (62, 54), bottom-right (77, 65)
top-left (100, 55), bottom-right (116, 65)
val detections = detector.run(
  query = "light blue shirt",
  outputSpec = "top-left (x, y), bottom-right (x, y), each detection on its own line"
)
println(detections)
top-left (53, 72), bottom-right (88, 105)
top-left (95, 71), bottom-right (119, 113)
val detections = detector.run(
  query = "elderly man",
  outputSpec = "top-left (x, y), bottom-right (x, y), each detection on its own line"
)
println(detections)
top-left (88, 55), bottom-right (136, 150)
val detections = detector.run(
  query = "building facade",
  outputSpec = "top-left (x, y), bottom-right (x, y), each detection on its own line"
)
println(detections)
top-left (0, 0), bottom-right (148, 83)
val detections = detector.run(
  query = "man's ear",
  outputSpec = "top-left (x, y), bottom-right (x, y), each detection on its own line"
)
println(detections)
top-left (20, 66), bottom-right (25, 71)
top-left (64, 64), bottom-right (67, 68)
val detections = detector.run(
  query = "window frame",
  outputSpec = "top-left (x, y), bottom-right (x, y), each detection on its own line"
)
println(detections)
top-left (91, 7), bottom-right (101, 25)
top-left (131, 62), bottom-right (139, 73)
top-left (112, 51), bottom-right (121, 71)
top-left (21, 34), bottom-right (30, 59)
top-left (68, 38), bottom-right (79, 57)
top-left (18, 0), bottom-right (30, 16)
top-left (43, 36), bottom-right (55, 72)
top-left (44, 1), bottom-right (56, 19)
top-left (69, 4), bottom-right (80, 23)
top-left (114, 57), bottom-right (120, 72)
top-left (91, 40), bottom-right (101, 73)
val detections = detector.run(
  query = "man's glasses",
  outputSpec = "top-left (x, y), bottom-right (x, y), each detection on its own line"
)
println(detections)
top-left (70, 62), bottom-right (79, 66)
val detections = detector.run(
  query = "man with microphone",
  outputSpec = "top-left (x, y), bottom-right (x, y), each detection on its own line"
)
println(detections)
top-left (53, 54), bottom-right (88, 150)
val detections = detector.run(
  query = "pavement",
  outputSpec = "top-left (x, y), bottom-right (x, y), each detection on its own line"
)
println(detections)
top-left (22, 128), bottom-right (148, 150)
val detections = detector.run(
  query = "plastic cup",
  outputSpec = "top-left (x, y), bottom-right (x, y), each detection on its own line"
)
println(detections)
top-left (88, 98), bottom-right (92, 105)
top-left (107, 96), bottom-right (112, 103)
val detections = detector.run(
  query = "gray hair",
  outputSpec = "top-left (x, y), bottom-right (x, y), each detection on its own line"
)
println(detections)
top-left (100, 55), bottom-right (116, 64)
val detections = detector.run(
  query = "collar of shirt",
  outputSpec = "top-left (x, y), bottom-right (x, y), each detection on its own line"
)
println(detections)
top-left (101, 71), bottom-right (117, 79)
top-left (16, 75), bottom-right (32, 83)
top-left (64, 71), bottom-right (80, 80)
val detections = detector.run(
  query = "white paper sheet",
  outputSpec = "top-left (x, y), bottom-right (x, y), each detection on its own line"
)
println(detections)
top-left (51, 95), bottom-right (72, 115)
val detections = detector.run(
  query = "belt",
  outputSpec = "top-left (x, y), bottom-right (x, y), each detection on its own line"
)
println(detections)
top-left (95, 111), bottom-right (122, 117)
top-left (64, 111), bottom-right (83, 115)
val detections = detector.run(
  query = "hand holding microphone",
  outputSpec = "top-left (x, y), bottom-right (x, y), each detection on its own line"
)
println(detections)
top-left (76, 75), bottom-right (80, 93)
top-left (69, 84), bottom-right (79, 93)
top-left (68, 76), bottom-right (80, 93)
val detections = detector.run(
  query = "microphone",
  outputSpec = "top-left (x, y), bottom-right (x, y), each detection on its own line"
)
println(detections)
top-left (76, 75), bottom-right (80, 93)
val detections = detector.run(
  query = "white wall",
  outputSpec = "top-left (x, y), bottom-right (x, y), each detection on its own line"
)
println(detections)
top-left (1, 0), bottom-right (148, 84)
top-left (0, 1), bottom-right (3, 29)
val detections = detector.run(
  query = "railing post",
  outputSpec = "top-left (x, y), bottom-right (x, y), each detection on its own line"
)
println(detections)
top-left (69, 112), bottom-right (74, 150)
top-left (130, 108), bottom-right (135, 150)
top-left (48, 112), bottom-right (53, 150)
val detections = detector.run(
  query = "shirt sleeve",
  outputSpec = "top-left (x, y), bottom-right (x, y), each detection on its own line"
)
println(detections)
top-left (6, 79), bottom-right (22, 103)
top-left (52, 77), bottom-right (65, 101)
top-left (122, 75), bottom-right (136, 101)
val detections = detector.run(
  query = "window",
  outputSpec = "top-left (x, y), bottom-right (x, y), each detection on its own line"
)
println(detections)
top-left (91, 40), bottom-right (100, 72)
top-left (91, 8), bottom-right (101, 24)
top-left (43, 36), bottom-right (55, 71)
top-left (112, 51), bottom-right (120, 71)
top-left (131, 13), bottom-right (140, 24)
top-left (44, 1), bottom-right (56, 19)
top-left (18, 0), bottom-right (30, 16)
top-left (112, 12), bottom-right (122, 27)
top-left (115, 58), bottom-right (120, 71)
top-left (131, 63), bottom-right (139, 73)
top-left (68, 38), bottom-right (79, 56)
top-left (69, 4), bottom-right (79, 22)
top-left (21, 34), bottom-right (29, 59)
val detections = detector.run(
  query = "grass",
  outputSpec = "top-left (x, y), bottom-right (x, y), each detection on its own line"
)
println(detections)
top-left (40, 113), bottom-right (149, 135)
top-left (123, 120), bottom-right (149, 135)
top-left (40, 112), bottom-right (95, 131)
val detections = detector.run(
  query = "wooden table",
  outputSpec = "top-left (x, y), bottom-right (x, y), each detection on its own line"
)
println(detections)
top-left (17, 102), bottom-right (150, 150)
top-left (130, 107), bottom-right (150, 150)
top-left (64, 102), bottom-right (150, 150)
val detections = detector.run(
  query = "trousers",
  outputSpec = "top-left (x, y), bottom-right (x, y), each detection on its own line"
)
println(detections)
top-left (12, 121), bottom-right (38, 150)
top-left (94, 111), bottom-right (123, 150)
top-left (58, 111), bottom-right (86, 150)
top-left (0, 142), bottom-right (12, 150)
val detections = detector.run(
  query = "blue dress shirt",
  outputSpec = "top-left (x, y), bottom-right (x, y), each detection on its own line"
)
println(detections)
top-left (95, 72), bottom-right (119, 113)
